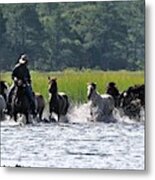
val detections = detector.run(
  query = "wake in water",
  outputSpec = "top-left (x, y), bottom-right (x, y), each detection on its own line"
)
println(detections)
top-left (1, 103), bottom-right (145, 126)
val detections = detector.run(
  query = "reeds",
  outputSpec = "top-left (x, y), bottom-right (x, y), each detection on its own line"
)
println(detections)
top-left (1, 70), bottom-right (144, 103)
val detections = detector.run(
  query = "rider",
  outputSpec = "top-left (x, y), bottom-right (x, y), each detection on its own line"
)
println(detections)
top-left (7, 54), bottom-right (37, 116)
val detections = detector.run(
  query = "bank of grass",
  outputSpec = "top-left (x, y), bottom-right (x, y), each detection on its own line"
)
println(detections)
top-left (1, 70), bottom-right (144, 103)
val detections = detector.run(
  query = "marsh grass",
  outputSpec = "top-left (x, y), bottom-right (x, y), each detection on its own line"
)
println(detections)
top-left (1, 70), bottom-right (144, 103)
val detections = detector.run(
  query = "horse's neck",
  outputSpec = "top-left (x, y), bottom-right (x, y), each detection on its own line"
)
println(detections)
top-left (16, 87), bottom-right (25, 99)
top-left (50, 92), bottom-right (58, 100)
top-left (90, 91), bottom-right (101, 105)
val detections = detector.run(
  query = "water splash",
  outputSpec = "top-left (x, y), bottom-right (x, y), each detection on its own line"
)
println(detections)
top-left (67, 103), bottom-right (91, 123)
top-left (1, 103), bottom-right (145, 125)
top-left (66, 103), bottom-right (145, 124)
top-left (113, 107), bottom-right (145, 124)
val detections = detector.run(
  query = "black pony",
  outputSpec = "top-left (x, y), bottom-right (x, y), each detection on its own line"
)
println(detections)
top-left (119, 84), bottom-right (145, 108)
top-left (48, 77), bottom-right (69, 122)
top-left (0, 81), bottom-right (8, 102)
top-left (118, 84), bottom-right (145, 119)
top-left (12, 80), bottom-right (31, 123)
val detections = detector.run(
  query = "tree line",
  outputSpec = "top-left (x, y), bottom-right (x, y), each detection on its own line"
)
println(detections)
top-left (0, 0), bottom-right (145, 71)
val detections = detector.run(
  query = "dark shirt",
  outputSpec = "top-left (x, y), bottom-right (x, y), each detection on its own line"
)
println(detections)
top-left (12, 63), bottom-right (31, 84)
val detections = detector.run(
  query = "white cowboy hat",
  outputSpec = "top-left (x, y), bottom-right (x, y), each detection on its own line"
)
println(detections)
top-left (19, 54), bottom-right (29, 64)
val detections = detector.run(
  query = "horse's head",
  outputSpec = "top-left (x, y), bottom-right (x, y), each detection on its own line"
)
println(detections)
top-left (0, 81), bottom-right (9, 101)
top-left (119, 90), bottom-right (133, 108)
top-left (0, 81), bottom-right (8, 93)
top-left (48, 77), bottom-right (58, 94)
top-left (107, 82), bottom-right (116, 88)
top-left (87, 82), bottom-right (97, 100)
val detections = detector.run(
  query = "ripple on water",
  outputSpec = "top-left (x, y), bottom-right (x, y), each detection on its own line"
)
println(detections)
top-left (1, 109), bottom-right (144, 169)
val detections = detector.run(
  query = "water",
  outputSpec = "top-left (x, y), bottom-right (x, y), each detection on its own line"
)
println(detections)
top-left (0, 104), bottom-right (145, 170)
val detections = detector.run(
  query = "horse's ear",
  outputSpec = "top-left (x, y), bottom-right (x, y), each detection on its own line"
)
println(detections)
top-left (48, 76), bottom-right (51, 80)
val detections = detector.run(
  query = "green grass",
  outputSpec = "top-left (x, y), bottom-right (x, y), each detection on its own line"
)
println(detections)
top-left (1, 70), bottom-right (144, 103)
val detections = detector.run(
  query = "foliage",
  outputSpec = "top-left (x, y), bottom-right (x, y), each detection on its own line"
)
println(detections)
top-left (0, 0), bottom-right (145, 71)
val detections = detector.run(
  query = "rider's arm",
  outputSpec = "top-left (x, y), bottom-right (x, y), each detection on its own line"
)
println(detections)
top-left (12, 66), bottom-right (18, 81)
top-left (25, 67), bottom-right (31, 84)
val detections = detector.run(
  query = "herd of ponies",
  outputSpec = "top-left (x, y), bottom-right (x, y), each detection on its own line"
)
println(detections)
top-left (0, 78), bottom-right (145, 124)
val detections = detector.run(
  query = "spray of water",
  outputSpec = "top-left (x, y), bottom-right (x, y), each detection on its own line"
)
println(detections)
top-left (1, 103), bottom-right (145, 126)
top-left (66, 103), bottom-right (145, 124)
top-left (67, 103), bottom-right (91, 123)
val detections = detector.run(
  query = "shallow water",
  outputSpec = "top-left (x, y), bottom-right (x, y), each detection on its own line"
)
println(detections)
top-left (1, 105), bottom-right (145, 170)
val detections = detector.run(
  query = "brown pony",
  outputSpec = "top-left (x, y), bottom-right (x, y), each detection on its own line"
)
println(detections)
top-left (48, 77), bottom-right (69, 122)
top-left (35, 92), bottom-right (45, 121)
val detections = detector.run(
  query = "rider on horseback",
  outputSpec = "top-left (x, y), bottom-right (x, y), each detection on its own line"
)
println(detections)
top-left (7, 54), bottom-right (37, 117)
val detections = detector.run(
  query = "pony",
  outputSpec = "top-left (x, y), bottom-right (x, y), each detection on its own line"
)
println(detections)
top-left (11, 80), bottom-right (31, 123)
top-left (119, 84), bottom-right (145, 108)
top-left (106, 82), bottom-right (120, 107)
top-left (118, 84), bottom-right (145, 120)
top-left (87, 82), bottom-right (116, 123)
top-left (0, 95), bottom-right (6, 121)
top-left (35, 92), bottom-right (45, 121)
top-left (0, 80), bottom-right (9, 102)
top-left (48, 77), bottom-right (69, 122)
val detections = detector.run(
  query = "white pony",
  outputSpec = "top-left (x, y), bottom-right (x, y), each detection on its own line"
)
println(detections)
top-left (0, 95), bottom-right (6, 121)
top-left (87, 83), bottom-right (116, 123)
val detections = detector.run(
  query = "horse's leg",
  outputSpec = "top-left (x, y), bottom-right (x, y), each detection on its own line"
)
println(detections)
top-left (65, 99), bottom-right (69, 114)
top-left (49, 102), bottom-right (52, 120)
top-left (49, 111), bottom-right (52, 121)
top-left (48, 112), bottom-right (57, 122)
top-left (25, 113), bottom-right (30, 124)
top-left (0, 110), bottom-right (2, 121)
top-left (57, 114), bottom-right (60, 122)
top-left (13, 112), bottom-right (17, 122)
top-left (39, 108), bottom-right (44, 121)
top-left (49, 112), bottom-right (55, 122)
